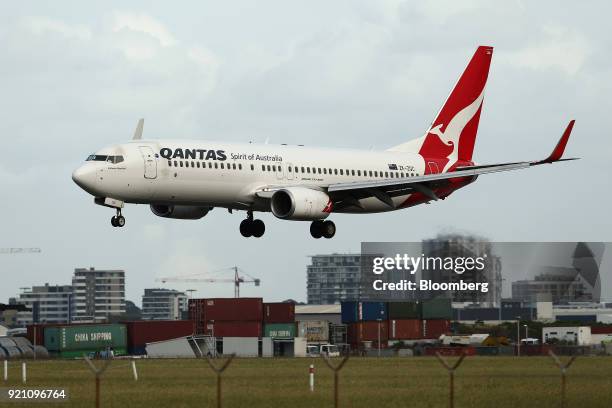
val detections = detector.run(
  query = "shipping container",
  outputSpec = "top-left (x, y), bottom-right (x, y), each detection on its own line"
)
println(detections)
top-left (125, 320), bottom-right (195, 354)
top-left (388, 302), bottom-right (420, 319)
top-left (44, 324), bottom-right (127, 355)
top-left (263, 323), bottom-right (296, 338)
top-left (204, 321), bottom-right (262, 337)
top-left (202, 298), bottom-right (263, 321)
top-left (297, 320), bottom-right (329, 342)
top-left (389, 319), bottom-right (422, 339)
top-left (341, 301), bottom-right (387, 323)
top-left (424, 346), bottom-right (476, 356)
top-left (556, 315), bottom-right (596, 323)
top-left (422, 319), bottom-right (451, 339)
top-left (347, 321), bottom-right (389, 345)
top-left (591, 326), bottom-right (612, 334)
top-left (420, 298), bottom-right (452, 320)
top-left (263, 302), bottom-right (295, 323)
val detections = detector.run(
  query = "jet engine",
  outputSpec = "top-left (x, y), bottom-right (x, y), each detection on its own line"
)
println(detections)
top-left (150, 204), bottom-right (210, 220)
top-left (270, 187), bottom-right (332, 221)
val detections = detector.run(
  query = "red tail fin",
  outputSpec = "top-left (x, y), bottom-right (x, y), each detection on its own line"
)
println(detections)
top-left (389, 46), bottom-right (493, 172)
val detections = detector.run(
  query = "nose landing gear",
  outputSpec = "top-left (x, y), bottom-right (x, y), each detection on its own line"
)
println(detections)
top-left (111, 209), bottom-right (126, 228)
top-left (310, 220), bottom-right (336, 239)
top-left (239, 211), bottom-right (265, 238)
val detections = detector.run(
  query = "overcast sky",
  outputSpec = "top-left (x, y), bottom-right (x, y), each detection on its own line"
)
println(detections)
top-left (1, 1), bottom-right (610, 305)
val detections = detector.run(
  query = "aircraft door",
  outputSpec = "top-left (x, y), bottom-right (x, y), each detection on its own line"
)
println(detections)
top-left (139, 146), bottom-right (158, 179)
top-left (427, 161), bottom-right (440, 174)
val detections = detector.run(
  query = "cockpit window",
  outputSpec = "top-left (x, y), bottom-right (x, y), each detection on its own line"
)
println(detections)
top-left (86, 155), bottom-right (124, 163)
top-left (87, 155), bottom-right (108, 161)
top-left (108, 156), bottom-right (124, 164)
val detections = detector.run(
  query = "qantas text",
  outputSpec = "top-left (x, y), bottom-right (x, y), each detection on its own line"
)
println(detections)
top-left (159, 148), bottom-right (227, 161)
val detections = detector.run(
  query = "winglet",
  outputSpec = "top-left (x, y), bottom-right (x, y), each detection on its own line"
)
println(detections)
top-left (133, 118), bottom-right (144, 140)
top-left (537, 120), bottom-right (575, 164)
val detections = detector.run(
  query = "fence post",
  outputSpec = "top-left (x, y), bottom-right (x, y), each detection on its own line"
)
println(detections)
top-left (131, 359), bottom-right (138, 381)
top-left (3, 360), bottom-right (7, 382)
top-left (21, 362), bottom-right (26, 384)
top-left (84, 355), bottom-right (111, 408)
top-left (548, 350), bottom-right (577, 408)
top-left (435, 352), bottom-right (467, 408)
top-left (309, 364), bottom-right (315, 392)
top-left (204, 354), bottom-right (235, 408)
top-left (321, 355), bottom-right (349, 408)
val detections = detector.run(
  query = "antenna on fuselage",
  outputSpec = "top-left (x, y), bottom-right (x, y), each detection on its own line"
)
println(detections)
top-left (133, 118), bottom-right (144, 140)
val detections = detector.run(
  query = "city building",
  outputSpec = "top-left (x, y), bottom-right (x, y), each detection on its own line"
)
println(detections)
top-left (307, 254), bottom-right (362, 304)
top-left (13, 284), bottom-right (73, 326)
top-left (421, 234), bottom-right (502, 306)
top-left (141, 288), bottom-right (187, 320)
top-left (0, 303), bottom-right (29, 328)
top-left (72, 267), bottom-right (126, 322)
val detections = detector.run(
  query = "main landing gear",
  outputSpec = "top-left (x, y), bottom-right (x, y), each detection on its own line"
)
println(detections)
top-left (310, 220), bottom-right (336, 239)
top-left (111, 209), bottom-right (126, 228)
top-left (240, 211), bottom-right (265, 238)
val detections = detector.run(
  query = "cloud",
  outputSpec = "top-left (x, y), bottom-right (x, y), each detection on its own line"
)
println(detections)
top-left (112, 11), bottom-right (176, 47)
top-left (502, 24), bottom-right (591, 75)
top-left (20, 16), bottom-right (92, 40)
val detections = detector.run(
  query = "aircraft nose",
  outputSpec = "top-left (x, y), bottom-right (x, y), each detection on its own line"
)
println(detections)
top-left (72, 165), bottom-right (97, 191)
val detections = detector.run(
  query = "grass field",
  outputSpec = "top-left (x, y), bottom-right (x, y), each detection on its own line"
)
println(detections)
top-left (2, 356), bottom-right (612, 407)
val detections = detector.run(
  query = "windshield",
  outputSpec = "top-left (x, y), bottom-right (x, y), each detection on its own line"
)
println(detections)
top-left (86, 155), bottom-right (124, 163)
top-left (324, 345), bottom-right (338, 352)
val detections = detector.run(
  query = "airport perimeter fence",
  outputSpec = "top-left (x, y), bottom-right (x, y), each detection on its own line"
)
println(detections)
top-left (0, 351), bottom-right (602, 408)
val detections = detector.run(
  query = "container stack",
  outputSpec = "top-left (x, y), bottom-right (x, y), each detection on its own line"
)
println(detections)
top-left (125, 320), bottom-right (194, 355)
top-left (44, 324), bottom-right (127, 358)
top-left (189, 297), bottom-right (264, 337)
top-left (342, 301), bottom-right (389, 348)
top-left (263, 302), bottom-right (296, 339)
top-left (343, 299), bottom-right (452, 348)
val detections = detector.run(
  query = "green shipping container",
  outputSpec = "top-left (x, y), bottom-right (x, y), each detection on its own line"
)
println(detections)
top-left (263, 323), bottom-right (296, 338)
top-left (420, 299), bottom-right (452, 319)
top-left (44, 324), bottom-right (127, 353)
top-left (388, 302), bottom-right (420, 319)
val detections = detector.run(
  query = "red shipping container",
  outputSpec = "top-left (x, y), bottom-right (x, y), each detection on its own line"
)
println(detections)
top-left (591, 326), bottom-right (612, 334)
top-left (204, 321), bottom-right (262, 337)
top-left (188, 299), bottom-right (207, 321)
top-left (203, 298), bottom-right (263, 322)
top-left (348, 321), bottom-right (389, 344)
top-left (125, 320), bottom-right (195, 349)
top-left (263, 302), bottom-right (295, 323)
top-left (422, 319), bottom-right (450, 339)
top-left (389, 319), bottom-right (422, 339)
top-left (424, 346), bottom-right (476, 356)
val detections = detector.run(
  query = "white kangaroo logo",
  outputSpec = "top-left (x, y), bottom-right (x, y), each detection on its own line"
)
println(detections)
top-left (428, 89), bottom-right (485, 172)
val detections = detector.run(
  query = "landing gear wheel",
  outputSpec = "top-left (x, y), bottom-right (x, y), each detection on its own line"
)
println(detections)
top-left (252, 219), bottom-right (265, 238)
top-left (240, 219), bottom-right (252, 237)
top-left (310, 221), bottom-right (324, 239)
top-left (116, 215), bottom-right (126, 227)
top-left (322, 220), bottom-right (336, 239)
top-left (111, 216), bottom-right (118, 227)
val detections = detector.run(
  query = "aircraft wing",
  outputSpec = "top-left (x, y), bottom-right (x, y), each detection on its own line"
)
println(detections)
top-left (327, 120), bottom-right (577, 206)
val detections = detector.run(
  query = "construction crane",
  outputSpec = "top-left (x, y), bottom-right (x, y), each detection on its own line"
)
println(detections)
top-left (0, 248), bottom-right (41, 254)
top-left (156, 266), bottom-right (261, 298)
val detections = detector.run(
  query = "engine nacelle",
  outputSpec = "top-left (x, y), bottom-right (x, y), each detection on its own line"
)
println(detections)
top-left (270, 187), bottom-right (332, 221)
top-left (150, 204), bottom-right (210, 220)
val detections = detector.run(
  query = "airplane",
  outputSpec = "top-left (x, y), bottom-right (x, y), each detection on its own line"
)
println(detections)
top-left (72, 45), bottom-right (577, 239)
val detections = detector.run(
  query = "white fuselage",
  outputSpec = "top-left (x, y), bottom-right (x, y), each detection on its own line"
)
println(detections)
top-left (73, 139), bottom-right (440, 214)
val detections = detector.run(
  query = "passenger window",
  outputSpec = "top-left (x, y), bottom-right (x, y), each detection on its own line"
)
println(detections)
top-left (307, 167), bottom-right (310, 174)
top-left (301, 166), bottom-right (305, 173)
top-left (239, 164), bottom-right (242, 170)
top-left (340, 169), bottom-right (343, 175)
top-left (214, 162), bottom-right (218, 169)
top-left (208, 162), bottom-right (212, 169)
top-left (267, 165), bottom-right (271, 171)
top-left (351, 170), bottom-right (355, 176)
top-left (220, 163), bottom-right (224, 169)
top-left (174, 161), bottom-right (178, 167)
top-left (288, 166), bottom-right (292, 172)
top-left (191, 162), bottom-right (194, 168)
top-left (272, 165), bottom-right (276, 172)
top-left (328, 168), bottom-right (332, 174)
top-left (233, 163), bottom-right (237, 170)
top-left (262, 165), bottom-right (265, 171)
top-left (323, 168), bottom-right (327, 174)
top-left (318, 168), bottom-right (321, 174)
top-left (334, 169), bottom-right (338, 175)
top-left (250, 164), bottom-right (254, 171)
top-left (180, 162), bottom-right (184, 168)
top-left (168, 161), bottom-right (172, 167)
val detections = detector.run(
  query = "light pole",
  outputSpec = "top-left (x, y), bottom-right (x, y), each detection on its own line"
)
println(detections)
top-left (523, 324), bottom-right (528, 341)
top-left (516, 318), bottom-right (521, 357)
top-left (377, 319), bottom-right (382, 357)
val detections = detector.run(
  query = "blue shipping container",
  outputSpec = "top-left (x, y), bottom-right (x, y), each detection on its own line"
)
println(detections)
top-left (341, 301), bottom-right (387, 323)
top-left (556, 315), bottom-right (596, 323)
